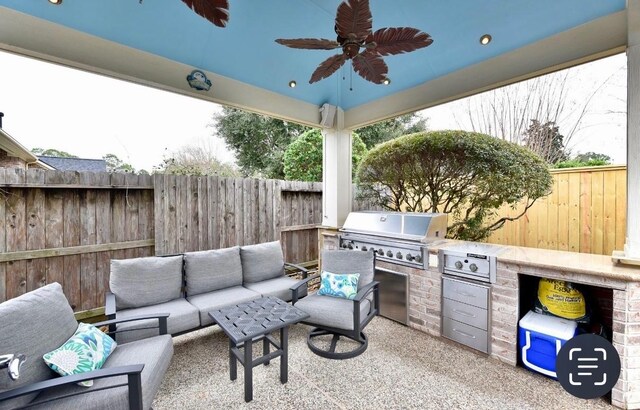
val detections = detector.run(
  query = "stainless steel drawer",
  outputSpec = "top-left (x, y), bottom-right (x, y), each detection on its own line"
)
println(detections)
top-left (442, 318), bottom-right (488, 353)
top-left (442, 298), bottom-right (488, 330)
top-left (442, 277), bottom-right (489, 309)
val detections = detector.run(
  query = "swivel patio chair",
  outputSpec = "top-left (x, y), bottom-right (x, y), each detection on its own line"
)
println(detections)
top-left (291, 250), bottom-right (379, 359)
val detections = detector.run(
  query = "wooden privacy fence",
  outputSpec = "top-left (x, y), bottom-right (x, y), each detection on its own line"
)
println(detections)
top-left (0, 169), bottom-right (154, 310)
top-left (0, 169), bottom-right (374, 310)
top-left (487, 165), bottom-right (627, 255)
top-left (153, 175), bottom-right (324, 261)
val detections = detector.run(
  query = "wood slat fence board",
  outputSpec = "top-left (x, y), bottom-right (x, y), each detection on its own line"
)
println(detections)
top-left (154, 175), bottom-right (329, 264)
top-left (0, 169), bottom-right (155, 309)
top-left (487, 166), bottom-right (627, 256)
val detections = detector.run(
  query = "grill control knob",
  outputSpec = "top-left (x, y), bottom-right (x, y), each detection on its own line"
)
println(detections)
top-left (405, 253), bottom-right (414, 261)
top-left (396, 252), bottom-right (403, 259)
top-left (386, 250), bottom-right (393, 257)
top-left (454, 261), bottom-right (463, 269)
top-left (469, 263), bottom-right (478, 272)
top-left (341, 242), bottom-right (348, 249)
top-left (378, 248), bottom-right (384, 255)
top-left (415, 255), bottom-right (423, 263)
top-left (347, 243), bottom-right (354, 250)
top-left (361, 246), bottom-right (368, 251)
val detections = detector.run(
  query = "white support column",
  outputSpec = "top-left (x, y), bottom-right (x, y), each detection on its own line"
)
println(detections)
top-left (617, 0), bottom-right (640, 262)
top-left (322, 107), bottom-right (353, 228)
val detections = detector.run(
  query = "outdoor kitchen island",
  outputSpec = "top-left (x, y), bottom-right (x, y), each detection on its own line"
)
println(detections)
top-left (320, 229), bottom-right (640, 409)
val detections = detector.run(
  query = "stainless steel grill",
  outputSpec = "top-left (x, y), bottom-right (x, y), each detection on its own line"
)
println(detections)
top-left (438, 242), bottom-right (505, 283)
top-left (339, 211), bottom-right (448, 269)
top-left (338, 211), bottom-right (448, 326)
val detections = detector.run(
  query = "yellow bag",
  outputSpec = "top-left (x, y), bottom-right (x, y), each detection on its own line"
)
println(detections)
top-left (535, 278), bottom-right (587, 321)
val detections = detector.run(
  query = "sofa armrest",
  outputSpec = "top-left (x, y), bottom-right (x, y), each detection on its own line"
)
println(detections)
top-left (0, 364), bottom-right (145, 410)
top-left (353, 281), bottom-right (380, 332)
top-left (290, 273), bottom-right (320, 304)
top-left (105, 292), bottom-right (117, 318)
top-left (354, 281), bottom-right (379, 302)
top-left (284, 262), bottom-right (308, 279)
top-left (93, 313), bottom-right (170, 336)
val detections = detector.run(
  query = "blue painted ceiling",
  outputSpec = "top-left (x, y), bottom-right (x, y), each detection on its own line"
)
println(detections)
top-left (0, 0), bottom-right (626, 110)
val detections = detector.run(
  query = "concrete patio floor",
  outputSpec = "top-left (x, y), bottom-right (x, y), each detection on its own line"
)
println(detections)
top-left (153, 317), bottom-right (612, 409)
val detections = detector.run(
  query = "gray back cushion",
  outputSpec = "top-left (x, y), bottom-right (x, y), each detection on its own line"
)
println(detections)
top-left (240, 241), bottom-right (285, 283)
top-left (322, 250), bottom-right (374, 290)
top-left (0, 282), bottom-right (78, 410)
top-left (184, 246), bottom-right (243, 296)
top-left (110, 255), bottom-right (183, 309)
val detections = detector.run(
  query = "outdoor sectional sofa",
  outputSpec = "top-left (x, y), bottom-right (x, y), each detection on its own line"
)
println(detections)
top-left (0, 282), bottom-right (172, 410)
top-left (106, 240), bottom-right (308, 343)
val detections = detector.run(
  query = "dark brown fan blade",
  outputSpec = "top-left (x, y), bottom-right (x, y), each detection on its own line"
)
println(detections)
top-left (352, 51), bottom-right (388, 84)
top-left (370, 27), bottom-right (434, 56)
top-left (275, 38), bottom-right (341, 50)
top-left (310, 53), bottom-right (348, 83)
top-left (335, 0), bottom-right (373, 42)
top-left (181, 0), bottom-right (229, 28)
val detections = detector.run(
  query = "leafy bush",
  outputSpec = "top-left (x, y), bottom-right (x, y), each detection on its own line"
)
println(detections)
top-left (283, 129), bottom-right (367, 182)
top-left (356, 130), bottom-right (552, 241)
top-left (553, 151), bottom-right (612, 168)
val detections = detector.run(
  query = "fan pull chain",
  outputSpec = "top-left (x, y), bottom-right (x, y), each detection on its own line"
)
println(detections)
top-left (350, 69), bottom-right (353, 92)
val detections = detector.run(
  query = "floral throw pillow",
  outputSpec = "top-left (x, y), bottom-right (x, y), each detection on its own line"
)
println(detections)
top-left (43, 322), bottom-right (117, 387)
top-left (317, 271), bottom-right (360, 300)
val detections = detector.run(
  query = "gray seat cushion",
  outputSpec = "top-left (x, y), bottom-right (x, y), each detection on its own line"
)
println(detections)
top-left (322, 250), bottom-right (374, 290)
top-left (110, 255), bottom-right (183, 310)
top-left (30, 334), bottom-right (173, 410)
top-left (240, 241), bottom-right (285, 283)
top-left (184, 246), bottom-right (243, 296)
top-left (294, 292), bottom-right (371, 331)
top-left (115, 299), bottom-right (200, 343)
top-left (243, 276), bottom-right (305, 302)
top-left (0, 283), bottom-right (78, 410)
top-left (187, 286), bottom-right (260, 326)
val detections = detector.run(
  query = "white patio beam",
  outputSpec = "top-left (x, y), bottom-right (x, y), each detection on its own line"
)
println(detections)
top-left (616, 0), bottom-right (640, 263)
top-left (322, 107), bottom-right (352, 228)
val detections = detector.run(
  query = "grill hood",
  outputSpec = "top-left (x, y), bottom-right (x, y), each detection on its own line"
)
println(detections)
top-left (340, 211), bottom-right (448, 243)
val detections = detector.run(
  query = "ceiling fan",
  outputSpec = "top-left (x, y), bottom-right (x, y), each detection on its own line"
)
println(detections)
top-left (275, 0), bottom-right (433, 85)
top-left (180, 0), bottom-right (230, 28)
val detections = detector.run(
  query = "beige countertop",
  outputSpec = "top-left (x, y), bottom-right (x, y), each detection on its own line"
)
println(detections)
top-left (432, 239), bottom-right (640, 282)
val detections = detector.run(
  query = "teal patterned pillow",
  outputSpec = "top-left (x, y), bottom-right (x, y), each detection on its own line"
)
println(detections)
top-left (317, 271), bottom-right (360, 300)
top-left (43, 322), bottom-right (117, 387)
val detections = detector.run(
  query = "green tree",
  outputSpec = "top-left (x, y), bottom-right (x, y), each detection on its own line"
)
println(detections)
top-left (356, 130), bottom-right (552, 241)
top-left (213, 108), bottom-right (428, 178)
top-left (355, 113), bottom-right (428, 148)
top-left (522, 120), bottom-right (568, 164)
top-left (213, 107), bottom-right (310, 179)
top-left (283, 129), bottom-right (367, 182)
top-left (573, 152), bottom-right (612, 164)
top-left (553, 151), bottom-right (612, 169)
top-left (31, 148), bottom-right (78, 158)
top-left (103, 153), bottom-right (135, 173)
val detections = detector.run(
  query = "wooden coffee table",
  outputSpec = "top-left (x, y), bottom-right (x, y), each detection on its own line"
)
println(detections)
top-left (208, 296), bottom-right (309, 402)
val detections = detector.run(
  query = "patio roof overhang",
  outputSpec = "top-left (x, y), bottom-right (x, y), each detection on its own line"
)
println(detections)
top-left (0, 1), bottom-right (638, 261)
top-left (0, 1), bottom-right (627, 129)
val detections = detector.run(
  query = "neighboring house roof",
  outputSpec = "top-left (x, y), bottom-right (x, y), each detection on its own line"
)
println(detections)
top-left (0, 128), bottom-right (54, 170)
top-left (37, 156), bottom-right (107, 172)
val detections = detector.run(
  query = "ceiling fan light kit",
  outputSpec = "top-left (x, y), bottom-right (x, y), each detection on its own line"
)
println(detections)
top-left (275, 0), bottom-right (433, 85)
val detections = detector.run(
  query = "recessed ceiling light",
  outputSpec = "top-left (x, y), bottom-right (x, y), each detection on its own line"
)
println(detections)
top-left (48, 0), bottom-right (62, 4)
top-left (288, 80), bottom-right (297, 88)
top-left (382, 78), bottom-right (391, 85)
top-left (480, 34), bottom-right (492, 45)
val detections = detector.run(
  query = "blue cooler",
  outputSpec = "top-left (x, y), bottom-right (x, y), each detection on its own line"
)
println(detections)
top-left (518, 310), bottom-right (578, 379)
